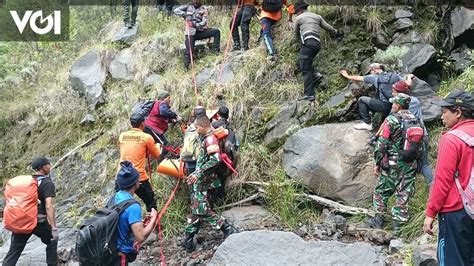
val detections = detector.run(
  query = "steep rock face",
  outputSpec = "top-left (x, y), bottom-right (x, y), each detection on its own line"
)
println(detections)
top-left (282, 122), bottom-right (375, 204)
top-left (450, 6), bottom-right (474, 39)
top-left (410, 78), bottom-right (442, 122)
top-left (210, 230), bottom-right (385, 265)
top-left (69, 50), bottom-right (109, 108)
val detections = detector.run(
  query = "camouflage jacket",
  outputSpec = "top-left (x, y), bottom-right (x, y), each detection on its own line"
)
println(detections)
top-left (192, 131), bottom-right (221, 191)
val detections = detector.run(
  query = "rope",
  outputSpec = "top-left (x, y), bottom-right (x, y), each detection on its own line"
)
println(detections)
top-left (217, 1), bottom-right (241, 83)
top-left (185, 21), bottom-right (199, 104)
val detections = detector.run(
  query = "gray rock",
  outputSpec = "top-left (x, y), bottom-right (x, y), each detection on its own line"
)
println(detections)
top-left (389, 239), bottom-right (404, 254)
top-left (412, 244), bottom-right (438, 266)
top-left (111, 25), bottom-right (139, 44)
top-left (450, 6), bottom-right (474, 39)
top-left (395, 9), bottom-right (414, 19)
top-left (69, 50), bottom-right (108, 108)
top-left (210, 230), bottom-right (385, 265)
top-left (451, 46), bottom-right (473, 72)
top-left (80, 114), bottom-right (95, 125)
top-left (410, 78), bottom-right (441, 122)
top-left (401, 43), bottom-right (436, 73)
top-left (385, 255), bottom-right (404, 266)
top-left (221, 205), bottom-right (272, 229)
top-left (282, 122), bottom-right (375, 204)
top-left (391, 31), bottom-right (422, 46)
top-left (395, 18), bottom-right (414, 31)
top-left (373, 31), bottom-right (389, 50)
top-left (143, 74), bottom-right (162, 87)
top-left (195, 58), bottom-right (238, 87)
top-left (250, 106), bottom-right (263, 125)
top-left (109, 48), bottom-right (137, 81)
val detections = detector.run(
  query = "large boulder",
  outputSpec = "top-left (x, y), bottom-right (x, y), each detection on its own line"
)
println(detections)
top-left (401, 43), bottom-right (436, 74)
top-left (210, 230), bottom-right (384, 265)
top-left (451, 45), bottom-right (473, 73)
top-left (391, 30), bottom-right (422, 46)
top-left (221, 206), bottom-right (275, 229)
top-left (395, 18), bottom-right (414, 31)
top-left (412, 244), bottom-right (438, 266)
top-left (395, 9), bottom-right (414, 19)
top-left (282, 122), bottom-right (375, 204)
top-left (450, 6), bottom-right (474, 39)
top-left (410, 78), bottom-right (442, 122)
top-left (109, 48), bottom-right (137, 81)
top-left (69, 50), bottom-right (108, 108)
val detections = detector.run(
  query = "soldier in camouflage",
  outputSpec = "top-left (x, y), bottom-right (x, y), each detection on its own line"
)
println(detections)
top-left (365, 93), bottom-right (418, 234)
top-left (183, 115), bottom-right (237, 253)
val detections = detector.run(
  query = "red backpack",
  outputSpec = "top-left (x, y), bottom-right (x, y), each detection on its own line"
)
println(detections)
top-left (396, 114), bottom-right (424, 163)
top-left (448, 129), bottom-right (474, 220)
top-left (3, 175), bottom-right (45, 233)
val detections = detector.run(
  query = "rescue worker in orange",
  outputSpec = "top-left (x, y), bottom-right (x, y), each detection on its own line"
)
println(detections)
top-left (118, 113), bottom-right (161, 212)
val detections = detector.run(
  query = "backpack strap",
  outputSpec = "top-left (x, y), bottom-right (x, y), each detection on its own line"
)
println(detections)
top-left (35, 175), bottom-right (47, 187)
top-left (114, 199), bottom-right (139, 215)
top-left (376, 72), bottom-right (395, 102)
top-left (447, 129), bottom-right (474, 193)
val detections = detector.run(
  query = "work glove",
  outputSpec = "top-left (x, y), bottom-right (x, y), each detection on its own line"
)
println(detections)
top-left (51, 229), bottom-right (59, 242)
top-left (332, 30), bottom-right (344, 40)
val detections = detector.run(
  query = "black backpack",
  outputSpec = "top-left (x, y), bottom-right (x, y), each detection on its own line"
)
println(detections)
top-left (376, 72), bottom-right (401, 103)
top-left (76, 197), bottom-right (138, 265)
top-left (262, 0), bottom-right (283, 12)
top-left (131, 100), bottom-right (155, 121)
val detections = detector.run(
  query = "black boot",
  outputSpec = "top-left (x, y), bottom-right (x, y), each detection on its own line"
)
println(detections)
top-left (232, 43), bottom-right (241, 51)
top-left (221, 222), bottom-right (238, 239)
top-left (363, 214), bottom-right (384, 229)
top-left (184, 232), bottom-right (196, 253)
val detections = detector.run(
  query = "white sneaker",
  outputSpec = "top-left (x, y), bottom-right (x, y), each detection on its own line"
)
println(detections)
top-left (354, 122), bottom-right (373, 131)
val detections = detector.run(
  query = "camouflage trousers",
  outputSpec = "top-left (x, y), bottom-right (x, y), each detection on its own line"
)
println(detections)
top-left (184, 189), bottom-right (225, 234)
top-left (123, 0), bottom-right (139, 24)
top-left (373, 161), bottom-right (416, 222)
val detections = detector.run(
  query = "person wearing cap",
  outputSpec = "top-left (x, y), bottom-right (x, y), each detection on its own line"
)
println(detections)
top-left (391, 75), bottom-right (434, 185)
top-left (258, 0), bottom-right (295, 61)
top-left (113, 161), bottom-right (158, 265)
top-left (3, 157), bottom-right (58, 266)
top-left (181, 106), bottom-right (207, 175)
top-left (119, 114), bottom-right (161, 212)
top-left (423, 89), bottom-right (474, 265)
top-left (340, 63), bottom-right (402, 131)
top-left (211, 106), bottom-right (230, 129)
top-left (293, 1), bottom-right (341, 102)
top-left (230, 0), bottom-right (258, 51)
top-left (364, 93), bottom-right (418, 235)
top-left (144, 90), bottom-right (181, 159)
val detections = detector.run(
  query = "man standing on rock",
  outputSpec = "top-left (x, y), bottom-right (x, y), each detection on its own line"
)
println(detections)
top-left (293, 1), bottom-right (342, 102)
top-left (366, 93), bottom-right (419, 235)
top-left (3, 157), bottom-right (58, 266)
top-left (183, 115), bottom-right (237, 253)
top-left (118, 113), bottom-right (161, 213)
top-left (174, 0), bottom-right (221, 70)
top-left (423, 90), bottom-right (474, 265)
top-left (123, 0), bottom-right (139, 28)
top-left (340, 63), bottom-right (401, 131)
top-left (230, 0), bottom-right (257, 51)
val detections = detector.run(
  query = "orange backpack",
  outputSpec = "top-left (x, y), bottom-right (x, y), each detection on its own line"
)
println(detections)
top-left (3, 175), bottom-right (44, 234)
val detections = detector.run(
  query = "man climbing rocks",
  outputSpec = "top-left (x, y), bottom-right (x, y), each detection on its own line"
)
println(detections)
top-left (423, 90), bottom-right (474, 265)
top-left (293, 1), bottom-right (341, 102)
top-left (113, 161), bottom-right (158, 266)
top-left (174, 0), bottom-right (221, 69)
top-left (340, 63), bottom-right (401, 131)
top-left (144, 90), bottom-right (181, 159)
top-left (366, 93), bottom-right (419, 235)
top-left (230, 0), bottom-right (257, 51)
top-left (118, 113), bottom-right (161, 212)
top-left (183, 115), bottom-right (237, 253)
top-left (3, 158), bottom-right (58, 266)
top-left (259, 0), bottom-right (294, 61)
top-left (123, 0), bottom-right (139, 28)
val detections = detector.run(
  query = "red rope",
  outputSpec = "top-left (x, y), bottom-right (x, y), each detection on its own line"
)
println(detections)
top-left (185, 21), bottom-right (199, 104)
top-left (217, 1), bottom-right (241, 83)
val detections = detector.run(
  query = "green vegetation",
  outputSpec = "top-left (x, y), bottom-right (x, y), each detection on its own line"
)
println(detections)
top-left (365, 7), bottom-right (383, 34)
top-left (373, 46), bottom-right (409, 71)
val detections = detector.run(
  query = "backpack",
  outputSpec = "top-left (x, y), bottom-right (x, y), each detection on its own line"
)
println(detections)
top-left (213, 127), bottom-right (238, 175)
top-left (131, 100), bottom-right (155, 121)
top-left (3, 175), bottom-right (45, 234)
top-left (396, 114), bottom-right (424, 163)
top-left (376, 72), bottom-right (401, 102)
top-left (181, 126), bottom-right (200, 162)
top-left (447, 129), bottom-right (474, 220)
top-left (262, 0), bottom-right (283, 12)
top-left (76, 196), bottom-right (138, 265)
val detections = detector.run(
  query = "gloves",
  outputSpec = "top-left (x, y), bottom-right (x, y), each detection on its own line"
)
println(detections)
top-left (333, 30), bottom-right (344, 39)
top-left (51, 228), bottom-right (59, 242)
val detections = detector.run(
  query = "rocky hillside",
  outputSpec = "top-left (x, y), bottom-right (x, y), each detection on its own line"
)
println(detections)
top-left (0, 4), bottom-right (473, 265)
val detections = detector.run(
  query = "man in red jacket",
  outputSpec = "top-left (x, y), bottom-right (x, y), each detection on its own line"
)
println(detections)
top-left (423, 89), bottom-right (474, 265)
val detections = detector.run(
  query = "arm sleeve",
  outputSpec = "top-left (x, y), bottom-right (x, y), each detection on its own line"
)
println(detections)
top-left (195, 9), bottom-right (209, 28)
top-left (318, 15), bottom-right (337, 34)
top-left (374, 120), bottom-right (391, 165)
top-left (126, 203), bottom-right (143, 225)
top-left (294, 17), bottom-right (300, 40)
top-left (174, 5), bottom-right (187, 16)
top-left (159, 104), bottom-right (178, 119)
top-left (39, 180), bottom-right (56, 199)
top-left (363, 75), bottom-right (378, 87)
top-left (146, 136), bottom-right (161, 159)
top-left (426, 136), bottom-right (459, 218)
top-left (195, 153), bottom-right (221, 180)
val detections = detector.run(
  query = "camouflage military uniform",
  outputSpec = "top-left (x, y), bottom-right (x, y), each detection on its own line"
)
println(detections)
top-left (184, 132), bottom-right (225, 234)
top-left (123, 0), bottom-right (139, 26)
top-left (373, 110), bottom-right (417, 222)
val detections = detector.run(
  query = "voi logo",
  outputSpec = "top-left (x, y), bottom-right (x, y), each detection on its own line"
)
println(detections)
top-left (10, 10), bottom-right (61, 35)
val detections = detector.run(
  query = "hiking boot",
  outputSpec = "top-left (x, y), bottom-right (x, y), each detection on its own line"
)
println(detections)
top-left (242, 46), bottom-right (249, 51)
top-left (184, 232), bottom-right (196, 253)
top-left (298, 95), bottom-right (315, 102)
top-left (313, 72), bottom-right (323, 83)
top-left (354, 122), bottom-right (373, 131)
top-left (221, 222), bottom-right (238, 239)
top-left (363, 214), bottom-right (384, 229)
top-left (232, 44), bottom-right (241, 51)
top-left (124, 22), bottom-right (131, 28)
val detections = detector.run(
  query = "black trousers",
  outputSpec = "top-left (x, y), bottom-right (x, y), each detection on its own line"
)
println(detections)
top-left (2, 221), bottom-right (58, 266)
top-left (156, 0), bottom-right (173, 11)
top-left (299, 39), bottom-right (321, 97)
top-left (184, 28), bottom-right (221, 68)
top-left (115, 179), bottom-right (156, 212)
top-left (438, 208), bottom-right (474, 265)
top-left (123, 0), bottom-right (139, 24)
top-left (230, 5), bottom-right (255, 49)
top-left (357, 96), bottom-right (392, 124)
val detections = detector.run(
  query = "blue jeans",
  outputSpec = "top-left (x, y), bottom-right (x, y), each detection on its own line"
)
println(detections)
top-left (420, 137), bottom-right (433, 185)
top-left (260, 17), bottom-right (277, 55)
